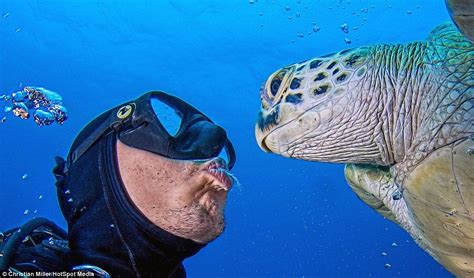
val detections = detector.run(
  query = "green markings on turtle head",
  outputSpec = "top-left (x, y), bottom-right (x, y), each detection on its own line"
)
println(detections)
top-left (343, 47), bottom-right (370, 69)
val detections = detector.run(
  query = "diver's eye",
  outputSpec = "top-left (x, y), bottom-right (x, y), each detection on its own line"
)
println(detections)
top-left (151, 98), bottom-right (182, 136)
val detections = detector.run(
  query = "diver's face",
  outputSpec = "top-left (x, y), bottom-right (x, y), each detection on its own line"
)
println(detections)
top-left (116, 140), bottom-right (234, 244)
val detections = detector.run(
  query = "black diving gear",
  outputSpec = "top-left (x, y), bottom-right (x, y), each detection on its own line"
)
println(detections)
top-left (67, 91), bottom-right (236, 172)
top-left (0, 218), bottom-right (69, 272)
top-left (2, 91), bottom-right (236, 277)
top-left (55, 91), bottom-right (236, 277)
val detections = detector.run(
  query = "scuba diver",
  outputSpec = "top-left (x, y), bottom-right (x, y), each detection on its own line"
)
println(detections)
top-left (0, 91), bottom-right (237, 277)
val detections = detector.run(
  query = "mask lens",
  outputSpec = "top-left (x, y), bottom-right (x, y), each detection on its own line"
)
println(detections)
top-left (217, 147), bottom-right (230, 166)
top-left (223, 141), bottom-right (236, 170)
top-left (151, 98), bottom-right (183, 136)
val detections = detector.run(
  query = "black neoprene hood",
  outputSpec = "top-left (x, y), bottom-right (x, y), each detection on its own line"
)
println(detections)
top-left (54, 91), bottom-right (236, 277)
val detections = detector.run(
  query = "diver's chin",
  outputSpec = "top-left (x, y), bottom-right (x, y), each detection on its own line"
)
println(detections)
top-left (194, 201), bottom-right (226, 243)
top-left (198, 189), bottom-right (227, 217)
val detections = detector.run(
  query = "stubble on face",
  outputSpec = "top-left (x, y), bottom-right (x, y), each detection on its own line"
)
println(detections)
top-left (116, 140), bottom-right (229, 243)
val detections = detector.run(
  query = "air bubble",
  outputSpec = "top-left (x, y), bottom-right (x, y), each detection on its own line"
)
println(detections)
top-left (1, 86), bottom-right (68, 127)
top-left (392, 190), bottom-right (402, 200)
top-left (12, 102), bottom-right (29, 119)
top-left (34, 109), bottom-right (55, 127)
top-left (340, 23), bottom-right (349, 33)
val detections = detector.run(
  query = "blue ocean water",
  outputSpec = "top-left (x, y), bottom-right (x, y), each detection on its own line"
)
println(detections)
top-left (0, 0), bottom-right (453, 277)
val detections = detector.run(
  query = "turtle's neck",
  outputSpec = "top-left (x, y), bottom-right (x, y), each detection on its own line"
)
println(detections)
top-left (360, 41), bottom-right (429, 165)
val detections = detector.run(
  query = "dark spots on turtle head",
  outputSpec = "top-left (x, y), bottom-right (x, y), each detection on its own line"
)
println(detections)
top-left (332, 68), bottom-right (340, 75)
top-left (290, 78), bottom-right (302, 89)
top-left (344, 54), bottom-right (362, 67)
top-left (313, 83), bottom-right (331, 95)
top-left (296, 64), bottom-right (306, 72)
top-left (327, 61), bottom-right (337, 70)
top-left (314, 72), bottom-right (327, 82)
top-left (285, 93), bottom-right (303, 104)
top-left (336, 73), bottom-right (348, 83)
top-left (257, 106), bottom-right (280, 131)
top-left (356, 67), bottom-right (367, 77)
top-left (310, 59), bottom-right (323, 69)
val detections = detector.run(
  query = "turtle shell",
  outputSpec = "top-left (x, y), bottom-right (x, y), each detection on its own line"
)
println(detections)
top-left (403, 139), bottom-right (474, 276)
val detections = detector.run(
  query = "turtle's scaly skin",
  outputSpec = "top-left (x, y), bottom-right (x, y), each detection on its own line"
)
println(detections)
top-left (255, 22), bottom-right (473, 275)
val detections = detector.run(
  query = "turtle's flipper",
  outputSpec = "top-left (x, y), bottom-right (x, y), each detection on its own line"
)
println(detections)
top-left (345, 164), bottom-right (415, 234)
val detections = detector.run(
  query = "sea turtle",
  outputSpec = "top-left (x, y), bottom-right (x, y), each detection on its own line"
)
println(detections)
top-left (255, 1), bottom-right (473, 276)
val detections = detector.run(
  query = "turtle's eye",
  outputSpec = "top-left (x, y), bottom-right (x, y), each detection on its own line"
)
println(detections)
top-left (269, 68), bottom-right (289, 96)
top-left (263, 67), bottom-right (293, 107)
top-left (270, 75), bottom-right (282, 96)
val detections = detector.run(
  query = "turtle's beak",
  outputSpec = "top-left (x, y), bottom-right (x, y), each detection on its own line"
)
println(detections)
top-left (255, 124), bottom-right (271, 153)
top-left (255, 106), bottom-right (281, 153)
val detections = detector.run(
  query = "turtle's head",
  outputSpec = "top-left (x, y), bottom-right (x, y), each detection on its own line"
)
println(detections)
top-left (255, 47), bottom-right (380, 164)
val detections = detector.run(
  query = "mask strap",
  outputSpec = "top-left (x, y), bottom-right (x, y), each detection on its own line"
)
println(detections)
top-left (65, 106), bottom-right (134, 173)
top-left (65, 119), bottom-right (114, 173)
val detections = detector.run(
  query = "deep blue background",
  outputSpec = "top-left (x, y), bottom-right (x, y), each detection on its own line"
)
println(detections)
top-left (0, 0), bottom-right (452, 277)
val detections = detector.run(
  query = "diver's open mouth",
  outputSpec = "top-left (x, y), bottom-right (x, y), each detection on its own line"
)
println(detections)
top-left (205, 161), bottom-right (233, 192)
top-left (196, 160), bottom-right (234, 214)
